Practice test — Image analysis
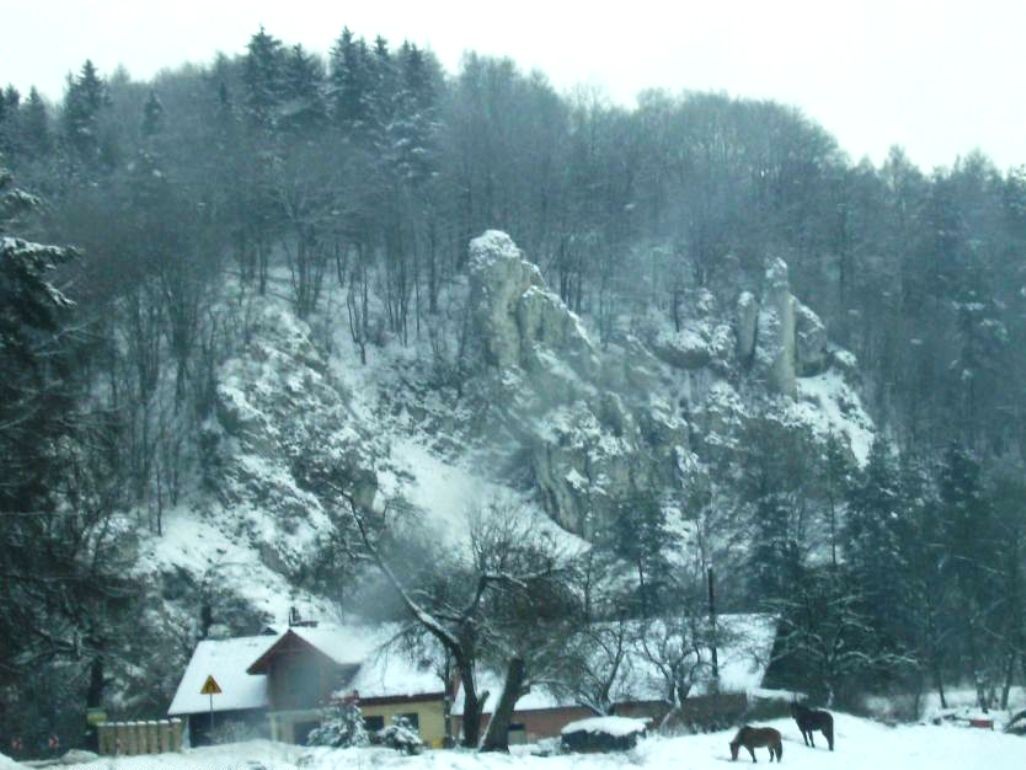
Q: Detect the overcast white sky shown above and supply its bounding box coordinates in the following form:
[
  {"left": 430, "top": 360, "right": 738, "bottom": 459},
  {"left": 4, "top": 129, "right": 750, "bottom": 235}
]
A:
[{"left": 3, "top": 0, "right": 1025, "bottom": 171}]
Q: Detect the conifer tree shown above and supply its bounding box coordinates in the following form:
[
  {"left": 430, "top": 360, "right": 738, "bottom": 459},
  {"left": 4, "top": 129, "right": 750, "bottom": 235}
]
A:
[
  {"left": 330, "top": 28, "right": 375, "bottom": 139},
  {"left": 20, "top": 88, "right": 52, "bottom": 158},
  {"left": 242, "top": 27, "right": 286, "bottom": 130},
  {"left": 141, "top": 89, "right": 164, "bottom": 138},
  {"left": 62, "top": 60, "right": 108, "bottom": 161},
  {"left": 280, "top": 44, "right": 327, "bottom": 135},
  {"left": 938, "top": 442, "right": 999, "bottom": 708},
  {"left": 844, "top": 438, "right": 906, "bottom": 612}
]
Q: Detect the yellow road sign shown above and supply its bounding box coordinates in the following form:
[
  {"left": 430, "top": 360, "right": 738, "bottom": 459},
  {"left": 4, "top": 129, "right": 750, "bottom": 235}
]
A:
[{"left": 200, "top": 675, "right": 222, "bottom": 695}]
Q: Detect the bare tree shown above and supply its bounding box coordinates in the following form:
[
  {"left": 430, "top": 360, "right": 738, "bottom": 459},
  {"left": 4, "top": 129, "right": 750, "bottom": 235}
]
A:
[{"left": 344, "top": 494, "right": 568, "bottom": 749}]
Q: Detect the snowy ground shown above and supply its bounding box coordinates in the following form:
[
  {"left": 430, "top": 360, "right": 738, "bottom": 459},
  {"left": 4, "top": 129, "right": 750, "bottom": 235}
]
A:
[{"left": 33, "top": 715, "right": 1026, "bottom": 769}]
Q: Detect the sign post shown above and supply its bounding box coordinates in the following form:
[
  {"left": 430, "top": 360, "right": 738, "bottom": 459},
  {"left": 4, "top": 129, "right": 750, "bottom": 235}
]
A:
[{"left": 200, "top": 675, "right": 222, "bottom": 735}]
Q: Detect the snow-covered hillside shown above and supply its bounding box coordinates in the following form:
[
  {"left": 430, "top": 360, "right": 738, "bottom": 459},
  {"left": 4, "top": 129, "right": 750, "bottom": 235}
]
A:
[
  {"left": 41, "top": 716, "right": 1026, "bottom": 769},
  {"left": 119, "top": 231, "right": 875, "bottom": 713}
]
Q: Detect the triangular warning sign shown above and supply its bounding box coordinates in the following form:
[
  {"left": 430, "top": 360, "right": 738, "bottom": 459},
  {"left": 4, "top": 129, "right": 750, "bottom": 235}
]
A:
[{"left": 200, "top": 675, "right": 222, "bottom": 695}]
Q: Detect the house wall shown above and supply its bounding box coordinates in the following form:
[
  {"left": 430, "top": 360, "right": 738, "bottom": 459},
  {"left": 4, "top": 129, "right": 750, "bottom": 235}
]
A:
[
  {"left": 265, "top": 639, "right": 352, "bottom": 712},
  {"left": 267, "top": 697, "right": 448, "bottom": 747},
  {"left": 457, "top": 705, "right": 593, "bottom": 744},
  {"left": 362, "top": 698, "right": 448, "bottom": 748}
]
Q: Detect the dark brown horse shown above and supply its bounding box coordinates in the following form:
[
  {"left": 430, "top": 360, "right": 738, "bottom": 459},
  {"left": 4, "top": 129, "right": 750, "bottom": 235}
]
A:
[
  {"left": 729, "top": 725, "right": 783, "bottom": 763},
  {"left": 791, "top": 702, "right": 834, "bottom": 751}
]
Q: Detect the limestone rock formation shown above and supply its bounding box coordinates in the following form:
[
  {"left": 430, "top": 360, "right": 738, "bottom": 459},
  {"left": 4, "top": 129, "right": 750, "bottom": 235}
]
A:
[
  {"left": 736, "top": 290, "right": 758, "bottom": 364},
  {"left": 755, "top": 258, "right": 797, "bottom": 397},
  {"left": 466, "top": 231, "right": 683, "bottom": 534}
]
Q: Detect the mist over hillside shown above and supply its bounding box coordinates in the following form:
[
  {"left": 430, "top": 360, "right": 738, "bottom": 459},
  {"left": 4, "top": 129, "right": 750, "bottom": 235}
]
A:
[{"left": 2, "top": 24, "right": 1025, "bottom": 751}]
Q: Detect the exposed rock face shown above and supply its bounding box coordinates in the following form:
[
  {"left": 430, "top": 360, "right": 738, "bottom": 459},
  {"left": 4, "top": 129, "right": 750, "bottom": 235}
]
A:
[
  {"left": 795, "top": 301, "right": 828, "bottom": 375},
  {"left": 756, "top": 258, "right": 797, "bottom": 397},
  {"left": 469, "top": 231, "right": 546, "bottom": 370},
  {"left": 470, "top": 230, "right": 597, "bottom": 383},
  {"left": 466, "top": 231, "right": 682, "bottom": 534},
  {"left": 461, "top": 234, "right": 869, "bottom": 533},
  {"left": 732, "top": 259, "right": 832, "bottom": 395},
  {"left": 736, "top": 291, "right": 758, "bottom": 364},
  {"left": 205, "top": 303, "right": 380, "bottom": 579}
]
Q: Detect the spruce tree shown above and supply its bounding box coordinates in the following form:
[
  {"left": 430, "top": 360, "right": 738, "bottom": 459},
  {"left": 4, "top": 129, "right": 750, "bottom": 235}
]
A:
[
  {"left": 242, "top": 27, "right": 286, "bottom": 130},
  {"left": 280, "top": 44, "right": 327, "bottom": 135},
  {"left": 938, "top": 442, "right": 998, "bottom": 708},
  {"left": 141, "top": 89, "right": 164, "bottom": 138},
  {"left": 844, "top": 438, "right": 905, "bottom": 612},
  {"left": 62, "top": 60, "right": 108, "bottom": 161},
  {"left": 330, "top": 28, "right": 375, "bottom": 139},
  {"left": 20, "top": 88, "right": 52, "bottom": 158}
]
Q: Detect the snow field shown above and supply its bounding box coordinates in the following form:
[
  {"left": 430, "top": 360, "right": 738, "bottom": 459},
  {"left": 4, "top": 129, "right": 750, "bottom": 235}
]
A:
[{"left": 47, "top": 715, "right": 1026, "bottom": 769}]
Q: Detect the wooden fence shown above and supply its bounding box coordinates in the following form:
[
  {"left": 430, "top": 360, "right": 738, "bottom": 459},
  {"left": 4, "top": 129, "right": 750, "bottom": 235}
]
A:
[{"left": 97, "top": 719, "right": 183, "bottom": 755}]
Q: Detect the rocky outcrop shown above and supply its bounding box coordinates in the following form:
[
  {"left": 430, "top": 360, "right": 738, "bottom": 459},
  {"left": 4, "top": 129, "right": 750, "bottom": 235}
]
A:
[
  {"left": 795, "top": 301, "right": 828, "bottom": 375},
  {"left": 466, "top": 231, "right": 684, "bottom": 534},
  {"left": 736, "top": 291, "right": 758, "bottom": 364},
  {"left": 755, "top": 258, "right": 797, "bottom": 397},
  {"left": 736, "top": 258, "right": 832, "bottom": 395}
]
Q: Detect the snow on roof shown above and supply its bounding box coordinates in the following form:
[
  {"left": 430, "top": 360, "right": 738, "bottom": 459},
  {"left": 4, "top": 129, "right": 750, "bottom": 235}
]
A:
[
  {"left": 170, "top": 623, "right": 445, "bottom": 717},
  {"left": 453, "top": 613, "right": 777, "bottom": 716},
  {"left": 349, "top": 643, "right": 445, "bottom": 700},
  {"left": 561, "top": 716, "right": 648, "bottom": 737},
  {"left": 291, "top": 623, "right": 445, "bottom": 699},
  {"left": 168, "top": 635, "right": 277, "bottom": 716},
  {"left": 288, "top": 624, "right": 375, "bottom": 667}
]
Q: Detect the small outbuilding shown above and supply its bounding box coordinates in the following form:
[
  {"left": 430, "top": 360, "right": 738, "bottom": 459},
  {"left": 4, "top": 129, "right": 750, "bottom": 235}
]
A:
[{"left": 560, "top": 716, "right": 648, "bottom": 752}]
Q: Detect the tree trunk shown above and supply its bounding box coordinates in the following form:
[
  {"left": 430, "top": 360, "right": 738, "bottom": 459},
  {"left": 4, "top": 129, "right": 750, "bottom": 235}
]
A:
[
  {"left": 480, "top": 657, "right": 526, "bottom": 753},
  {"left": 1001, "top": 650, "right": 1016, "bottom": 710},
  {"left": 457, "top": 655, "right": 484, "bottom": 749}
]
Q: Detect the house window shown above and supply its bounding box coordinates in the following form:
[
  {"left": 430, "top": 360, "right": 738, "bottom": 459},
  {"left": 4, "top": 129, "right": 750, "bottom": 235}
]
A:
[
  {"left": 364, "top": 715, "right": 385, "bottom": 732},
  {"left": 394, "top": 713, "right": 420, "bottom": 734}
]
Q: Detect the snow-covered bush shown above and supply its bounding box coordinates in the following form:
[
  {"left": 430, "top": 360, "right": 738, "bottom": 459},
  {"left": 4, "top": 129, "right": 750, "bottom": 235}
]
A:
[
  {"left": 375, "top": 716, "right": 424, "bottom": 755},
  {"left": 306, "top": 699, "right": 369, "bottom": 748}
]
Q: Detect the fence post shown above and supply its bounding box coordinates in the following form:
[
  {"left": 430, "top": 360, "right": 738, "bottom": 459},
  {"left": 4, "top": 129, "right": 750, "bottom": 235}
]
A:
[
  {"left": 115, "top": 722, "right": 129, "bottom": 755},
  {"left": 159, "top": 720, "right": 172, "bottom": 753},
  {"left": 124, "top": 722, "right": 138, "bottom": 759},
  {"left": 171, "top": 718, "right": 183, "bottom": 751},
  {"left": 96, "top": 724, "right": 110, "bottom": 755}
]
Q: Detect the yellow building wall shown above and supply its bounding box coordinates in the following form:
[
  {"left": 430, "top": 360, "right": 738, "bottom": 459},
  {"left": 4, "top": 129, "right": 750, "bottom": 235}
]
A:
[{"left": 362, "top": 699, "right": 448, "bottom": 748}]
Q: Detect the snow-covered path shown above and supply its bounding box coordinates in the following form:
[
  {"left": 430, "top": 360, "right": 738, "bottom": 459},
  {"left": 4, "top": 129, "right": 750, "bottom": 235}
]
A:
[{"left": 33, "top": 716, "right": 1025, "bottom": 769}]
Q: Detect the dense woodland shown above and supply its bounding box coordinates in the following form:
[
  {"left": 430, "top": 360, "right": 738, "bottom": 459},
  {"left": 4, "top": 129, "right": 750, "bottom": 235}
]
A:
[{"left": 3, "top": 25, "right": 1026, "bottom": 748}]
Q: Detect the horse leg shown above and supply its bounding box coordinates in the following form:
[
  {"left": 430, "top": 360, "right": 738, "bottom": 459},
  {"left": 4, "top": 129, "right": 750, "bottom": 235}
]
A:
[
  {"left": 827, "top": 727, "right": 834, "bottom": 751},
  {"left": 748, "top": 745, "right": 757, "bottom": 763},
  {"left": 808, "top": 730, "right": 815, "bottom": 748}
]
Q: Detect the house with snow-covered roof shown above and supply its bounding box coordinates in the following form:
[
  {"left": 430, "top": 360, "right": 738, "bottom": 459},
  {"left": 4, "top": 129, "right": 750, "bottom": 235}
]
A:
[
  {"left": 168, "top": 631, "right": 277, "bottom": 743},
  {"left": 167, "top": 621, "right": 449, "bottom": 747}
]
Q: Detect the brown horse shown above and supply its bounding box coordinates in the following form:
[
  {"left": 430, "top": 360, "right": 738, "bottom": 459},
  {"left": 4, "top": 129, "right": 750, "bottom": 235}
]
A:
[
  {"left": 791, "top": 702, "right": 834, "bottom": 751},
  {"left": 729, "top": 725, "right": 783, "bottom": 763}
]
